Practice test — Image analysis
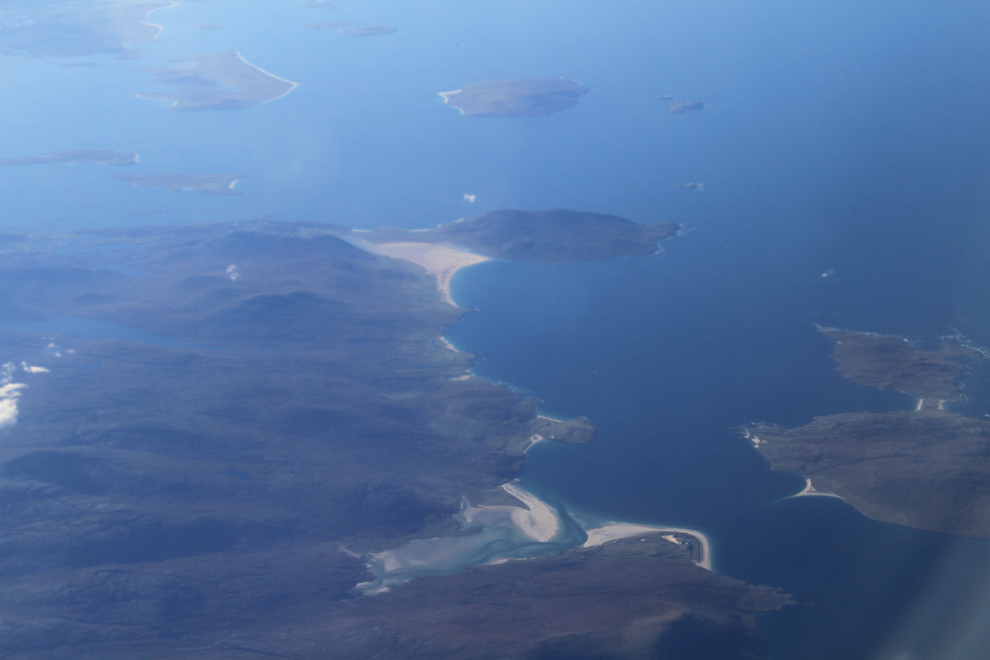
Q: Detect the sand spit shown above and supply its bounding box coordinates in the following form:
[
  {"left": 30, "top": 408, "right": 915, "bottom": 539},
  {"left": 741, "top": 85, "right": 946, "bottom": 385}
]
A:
[
  {"left": 583, "top": 522, "right": 712, "bottom": 570},
  {"left": 791, "top": 477, "right": 843, "bottom": 500},
  {"left": 353, "top": 240, "right": 489, "bottom": 307},
  {"left": 501, "top": 483, "right": 560, "bottom": 542}
]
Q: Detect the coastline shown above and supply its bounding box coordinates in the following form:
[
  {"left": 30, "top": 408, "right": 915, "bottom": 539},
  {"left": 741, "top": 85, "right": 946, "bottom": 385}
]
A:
[
  {"left": 439, "top": 89, "right": 466, "bottom": 115},
  {"left": 140, "top": 2, "right": 180, "bottom": 41},
  {"left": 235, "top": 51, "right": 300, "bottom": 102},
  {"left": 583, "top": 522, "right": 712, "bottom": 570},
  {"left": 791, "top": 477, "right": 843, "bottom": 500},
  {"left": 501, "top": 483, "right": 560, "bottom": 542},
  {"left": 349, "top": 239, "right": 490, "bottom": 307}
]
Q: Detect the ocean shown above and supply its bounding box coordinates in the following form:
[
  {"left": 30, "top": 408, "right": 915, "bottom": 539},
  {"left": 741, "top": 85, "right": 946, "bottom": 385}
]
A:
[{"left": 4, "top": 1, "right": 990, "bottom": 658}]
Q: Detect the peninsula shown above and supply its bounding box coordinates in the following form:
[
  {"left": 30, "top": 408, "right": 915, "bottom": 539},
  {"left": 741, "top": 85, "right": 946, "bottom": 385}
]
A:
[
  {"left": 747, "top": 328, "right": 990, "bottom": 538},
  {"left": 343, "top": 208, "right": 679, "bottom": 264},
  {"left": 137, "top": 51, "right": 297, "bottom": 111},
  {"left": 440, "top": 78, "right": 591, "bottom": 116}
]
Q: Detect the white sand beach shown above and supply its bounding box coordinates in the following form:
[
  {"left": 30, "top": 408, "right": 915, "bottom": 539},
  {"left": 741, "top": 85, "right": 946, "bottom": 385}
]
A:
[
  {"left": 439, "top": 90, "right": 465, "bottom": 114},
  {"left": 354, "top": 241, "right": 490, "bottom": 307},
  {"left": 236, "top": 51, "right": 299, "bottom": 101},
  {"left": 583, "top": 522, "right": 712, "bottom": 570},
  {"left": 792, "top": 477, "right": 843, "bottom": 500},
  {"left": 501, "top": 483, "right": 560, "bottom": 542},
  {"left": 141, "top": 2, "right": 179, "bottom": 40}
]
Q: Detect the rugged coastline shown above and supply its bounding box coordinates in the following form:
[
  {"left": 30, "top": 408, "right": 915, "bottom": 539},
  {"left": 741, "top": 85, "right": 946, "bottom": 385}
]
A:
[{"left": 0, "top": 218, "right": 787, "bottom": 658}]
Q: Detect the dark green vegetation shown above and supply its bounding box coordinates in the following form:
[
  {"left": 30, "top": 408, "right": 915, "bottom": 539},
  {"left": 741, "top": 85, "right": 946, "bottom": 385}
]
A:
[
  {"left": 441, "top": 79, "right": 591, "bottom": 117},
  {"left": 820, "top": 329, "right": 982, "bottom": 406},
  {"left": 0, "top": 221, "right": 783, "bottom": 658},
  {"left": 748, "top": 330, "right": 990, "bottom": 538},
  {"left": 1, "top": 151, "right": 137, "bottom": 167},
  {"left": 749, "top": 411, "right": 990, "bottom": 538},
  {"left": 350, "top": 209, "right": 680, "bottom": 263}
]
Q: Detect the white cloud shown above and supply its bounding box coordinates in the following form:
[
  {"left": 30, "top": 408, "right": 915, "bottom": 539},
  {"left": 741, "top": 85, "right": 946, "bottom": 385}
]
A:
[
  {"left": 226, "top": 264, "right": 240, "bottom": 281},
  {"left": 21, "top": 362, "right": 49, "bottom": 373},
  {"left": 0, "top": 363, "right": 26, "bottom": 429},
  {"left": 463, "top": 193, "right": 476, "bottom": 203}
]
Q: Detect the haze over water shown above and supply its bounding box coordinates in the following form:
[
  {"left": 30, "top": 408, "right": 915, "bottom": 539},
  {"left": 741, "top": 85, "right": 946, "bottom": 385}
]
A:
[{"left": 5, "top": 2, "right": 990, "bottom": 658}]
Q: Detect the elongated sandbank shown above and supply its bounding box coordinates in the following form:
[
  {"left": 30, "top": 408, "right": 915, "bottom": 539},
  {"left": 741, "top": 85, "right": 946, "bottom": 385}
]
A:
[
  {"left": 501, "top": 483, "right": 560, "bottom": 542},
  {"left": 583, "top": 522, "right": 711, "bottom": 570},
  {"left": 350, "top": 240, "right": 489, "bottom": 307}
]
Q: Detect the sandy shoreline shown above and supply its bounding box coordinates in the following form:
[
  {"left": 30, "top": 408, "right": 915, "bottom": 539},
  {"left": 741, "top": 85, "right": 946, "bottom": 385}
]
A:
[
  {"left": 439, "top": 90, "right": 466, "bottom": 115},
  {"left": 141, "top": 2, "right": 179, "bottom": 40},
  {"left": 792, "top": 477, "right": 843, "bottom": 500},
  {"left": 350, "top": 240, "right": 490, "bottom": 307},
  {"left": 501, "top": 483, "right": 560, "bottom": 542},
  {"left": 235, "top": 51, "right": 299, "bottom": 102},
  {"left": 583, "top": 522, "right": 712, "bottom": 570}
]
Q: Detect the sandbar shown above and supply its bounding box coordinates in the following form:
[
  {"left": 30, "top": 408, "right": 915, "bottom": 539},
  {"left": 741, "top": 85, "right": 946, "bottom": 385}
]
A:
[
  {"left": 501, "top": 483, "right": 560, "bottom": 542},
  {"left": 351, "top": 240, "right": 489, "bottom": 307},
  {"left": 583, "top": 522, "right": 711, "bottom": 570}
]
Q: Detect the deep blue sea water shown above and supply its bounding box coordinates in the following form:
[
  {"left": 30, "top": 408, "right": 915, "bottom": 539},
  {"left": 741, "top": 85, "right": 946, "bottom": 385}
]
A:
[{"left": 4, "top": 1, "right": 990, "bottom": 658}]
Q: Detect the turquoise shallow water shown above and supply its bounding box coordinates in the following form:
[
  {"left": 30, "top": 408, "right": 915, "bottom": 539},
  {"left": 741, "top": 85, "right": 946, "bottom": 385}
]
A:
[{"left": 4, "top": 2, "right": 990, "bottom": 658}]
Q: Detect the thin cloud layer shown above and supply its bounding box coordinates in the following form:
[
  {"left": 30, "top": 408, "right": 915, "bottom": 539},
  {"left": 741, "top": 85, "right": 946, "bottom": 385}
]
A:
[{"left": 0, "top": 363, "right": 26, "bottom": 429}]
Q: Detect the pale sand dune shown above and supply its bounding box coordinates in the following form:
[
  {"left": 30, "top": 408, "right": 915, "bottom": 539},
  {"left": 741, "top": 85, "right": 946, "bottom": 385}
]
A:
[
  {"left": 501, "top": 483, "right": 560, "bottom": 542},
  {"left": 583, "top": 522, "right": 712, "bottom": 570},
  {"left": 355, "top": 241, "right": 489, "bottom": 307}
]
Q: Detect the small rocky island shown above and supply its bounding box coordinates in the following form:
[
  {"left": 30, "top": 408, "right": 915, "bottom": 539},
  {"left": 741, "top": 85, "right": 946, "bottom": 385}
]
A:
[
  {"left": 746, "top": 329, "right": 990, "bottom": 538},
  {"left": 1, "top": 150, "right": 138, "bottom": 166},
  {"left": 112, "top": 173, "right": 243, "bottom": 195},
  {"left": 440, "top": 78, "right": 591, "bottom": 116},
  {"left": 304, "top": 22, "right": 397, "bottom": 36}
]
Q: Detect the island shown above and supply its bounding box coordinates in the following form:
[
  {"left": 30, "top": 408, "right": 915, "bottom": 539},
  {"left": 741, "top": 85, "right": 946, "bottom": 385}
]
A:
[
  {"left": 820, "top": 328, "right": 983, "bottom": 409},
  {"left": 745, "top": 328, "right": 990, "bottom": 538},
  {"left": 440, "top": 78, "right": 591, "bottom": 117},
  {"left": 1, "top": 150, "right": 137, "bottom": 166},
  {"left": 0, "top": 220, "right": 786, "bottom": 658},
  {"left": 112, "top": 173, "right": 243, "bottom": 195},
  {"left": 666, "top": 100, "right": 705, "bottom": 113},
  {"left": 0, "top": 1, "right": 175, "bottom": 59},
  {"left": 137, "top": 51, "right": 298, "bottom": 111},
  {"left": 305, "top": 22, "right": 397, "bottom": 36}
]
